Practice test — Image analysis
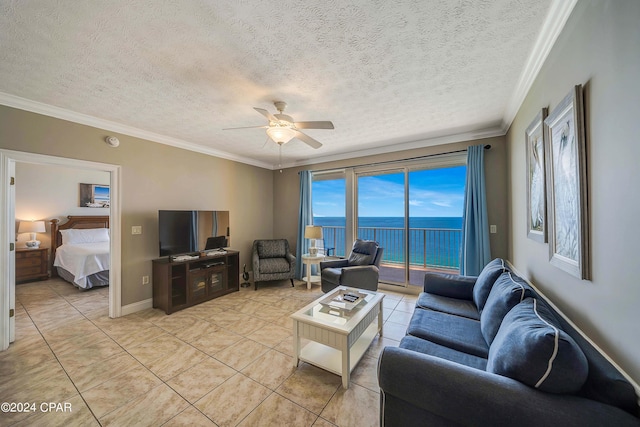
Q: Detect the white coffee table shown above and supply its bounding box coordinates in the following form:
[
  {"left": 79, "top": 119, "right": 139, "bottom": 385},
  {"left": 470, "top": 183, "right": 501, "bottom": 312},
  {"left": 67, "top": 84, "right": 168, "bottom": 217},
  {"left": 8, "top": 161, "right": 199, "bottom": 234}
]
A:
[
  {"left": 301, "top": 254, "right": 324, "bottom": 289},
  {"left": 291, "top": 286, "right": 384, "bottom": 388}
]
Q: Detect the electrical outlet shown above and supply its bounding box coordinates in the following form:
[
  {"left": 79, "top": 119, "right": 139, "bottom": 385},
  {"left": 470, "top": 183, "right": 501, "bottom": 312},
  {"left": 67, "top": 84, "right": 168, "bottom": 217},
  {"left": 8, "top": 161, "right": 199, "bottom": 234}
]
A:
[
  {"left": 490, "top": 225, "right": 497, "bottom": 234},
  {"left": 142, "top": 275, "right": 149, "bottom": 285}
]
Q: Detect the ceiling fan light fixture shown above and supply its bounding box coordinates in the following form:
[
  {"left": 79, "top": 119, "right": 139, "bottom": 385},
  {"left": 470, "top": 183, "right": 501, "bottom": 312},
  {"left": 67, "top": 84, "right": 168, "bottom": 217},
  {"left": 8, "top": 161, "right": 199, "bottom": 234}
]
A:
[{"left": 266, "top": 126, "right": 296, "bottom": 144}]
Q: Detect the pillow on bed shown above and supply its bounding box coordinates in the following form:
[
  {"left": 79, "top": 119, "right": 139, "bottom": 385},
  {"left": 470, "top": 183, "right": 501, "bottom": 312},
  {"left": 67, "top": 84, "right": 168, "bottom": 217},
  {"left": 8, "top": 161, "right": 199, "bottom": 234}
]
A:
[{"left": 60, "top": 228, "right": 110, "bottom": 245}]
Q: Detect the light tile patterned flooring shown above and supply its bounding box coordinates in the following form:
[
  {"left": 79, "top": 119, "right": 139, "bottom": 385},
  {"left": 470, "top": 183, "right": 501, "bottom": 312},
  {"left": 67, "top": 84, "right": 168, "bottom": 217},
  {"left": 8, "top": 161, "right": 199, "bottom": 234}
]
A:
[{"left": 1, "top": 278, "right": 416, "bottom": 426}]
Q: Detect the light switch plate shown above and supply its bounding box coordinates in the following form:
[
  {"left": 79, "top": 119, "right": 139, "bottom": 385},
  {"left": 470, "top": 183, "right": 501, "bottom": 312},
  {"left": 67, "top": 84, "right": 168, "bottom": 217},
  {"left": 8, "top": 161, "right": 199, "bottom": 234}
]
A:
[
  {"left": 490, "top": 225, "right": 497, "bottom": 234},
  {"left": 132, "top": 226, "right": 142, "bottom": 235}
]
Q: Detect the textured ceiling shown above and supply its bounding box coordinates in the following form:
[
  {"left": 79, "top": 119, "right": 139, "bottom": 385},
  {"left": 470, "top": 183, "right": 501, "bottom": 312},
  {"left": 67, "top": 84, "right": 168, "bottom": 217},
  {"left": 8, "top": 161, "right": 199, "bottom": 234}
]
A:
[{"left": 0, "top": 0, "right": 568, "bottom": 169}]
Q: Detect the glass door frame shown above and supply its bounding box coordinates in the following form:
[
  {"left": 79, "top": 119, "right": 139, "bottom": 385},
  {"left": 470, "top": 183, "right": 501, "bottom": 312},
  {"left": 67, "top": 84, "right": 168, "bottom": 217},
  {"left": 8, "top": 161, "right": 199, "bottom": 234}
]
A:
[
  {"left": 354, "top": 167, "right": 408, "bottom": 286},
  {"left": 353, "top": 153, "right": 467, "bottom": 288}
]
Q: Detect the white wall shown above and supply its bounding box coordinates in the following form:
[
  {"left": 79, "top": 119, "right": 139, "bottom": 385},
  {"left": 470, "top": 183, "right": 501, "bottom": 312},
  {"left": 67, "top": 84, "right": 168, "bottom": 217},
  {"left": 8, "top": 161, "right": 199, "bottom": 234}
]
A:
[
  {"left": 507, "top": 0, "right": 640, "bottom": 382},
  {"left": 15, "top": 163, "right": 109, "bottom": 249}
]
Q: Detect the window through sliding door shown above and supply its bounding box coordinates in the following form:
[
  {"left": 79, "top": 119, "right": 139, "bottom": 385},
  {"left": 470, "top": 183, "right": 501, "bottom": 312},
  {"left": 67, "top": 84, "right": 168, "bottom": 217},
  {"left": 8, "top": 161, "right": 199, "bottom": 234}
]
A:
[
  {"left": 312, "top": 174, "right": 347, "bottom": 258},
  {"left": 311, "top": 154, "right": 466, "bottom": 289},
  {"left": 356, "top": 170, "right": 407, "bottom": 285},
  {"left": 355, "top": 163, "right": 466, "bottom": 288},
  {"left": 408, "top": 166, "right": 466, "bottom": 287}
]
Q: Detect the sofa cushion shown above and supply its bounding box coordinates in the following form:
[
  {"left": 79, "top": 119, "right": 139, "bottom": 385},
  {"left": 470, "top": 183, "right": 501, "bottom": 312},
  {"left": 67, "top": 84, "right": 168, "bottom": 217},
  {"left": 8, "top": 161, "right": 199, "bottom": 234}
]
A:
[
  {"left": 399, "top": 335, "right": 487, "bottom": 370},
  {"left": 487, "top": 297, "right": 588, "bottom": 394},
  {"left": 407, "top": 308, "right": 489, "bottom": 358},
  {"left": 473, "top": 258, "right": 509, "bottom": 313},
  {"left": 257, "top": 240, "right": 286, "bottom": 258},
  {"left": 480, "top": 272, "right": 534, "bottom": 344},
  {"left": 347, "top": 239, "right": 378, "bottom": 266},
  {"left": 258, "top": 257, "right": 291, "bottom": 274},
  {"left": 417, "top": 293, "right": 480, "bottom": 320}
]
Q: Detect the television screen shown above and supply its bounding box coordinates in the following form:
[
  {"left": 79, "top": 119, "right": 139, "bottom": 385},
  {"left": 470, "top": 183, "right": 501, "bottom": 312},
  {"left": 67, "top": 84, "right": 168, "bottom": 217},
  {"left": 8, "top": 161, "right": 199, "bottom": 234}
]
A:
[{"left": 158, "top": 210, "right": 229, "bottom": 257}]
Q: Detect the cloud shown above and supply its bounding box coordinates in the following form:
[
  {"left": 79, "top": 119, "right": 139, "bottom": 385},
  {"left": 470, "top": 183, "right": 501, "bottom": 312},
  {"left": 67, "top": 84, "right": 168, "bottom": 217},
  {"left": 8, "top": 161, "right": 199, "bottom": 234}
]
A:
[
  {"left": 409, "top": 199, "right": 423, "bottom": 206},
  {"left": 432, "top": 201, "right": 452, "bottom": 208}
]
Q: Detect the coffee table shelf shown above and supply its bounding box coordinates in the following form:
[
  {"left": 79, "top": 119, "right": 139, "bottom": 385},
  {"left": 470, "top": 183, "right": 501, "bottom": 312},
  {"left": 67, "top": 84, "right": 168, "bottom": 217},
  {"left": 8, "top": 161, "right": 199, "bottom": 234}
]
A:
[
  {"left": 291, "top": 286, "right": 384, "bottom": 388},
  {"left": 297, "top": 321, "right": 380, "bottom": 377}
]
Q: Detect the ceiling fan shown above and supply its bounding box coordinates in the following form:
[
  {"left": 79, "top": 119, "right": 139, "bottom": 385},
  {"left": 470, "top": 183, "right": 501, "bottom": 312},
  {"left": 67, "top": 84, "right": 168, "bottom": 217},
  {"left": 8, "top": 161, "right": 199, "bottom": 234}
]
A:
[{"left": 224, "top": 101, "right": 334, "bottom": 149}]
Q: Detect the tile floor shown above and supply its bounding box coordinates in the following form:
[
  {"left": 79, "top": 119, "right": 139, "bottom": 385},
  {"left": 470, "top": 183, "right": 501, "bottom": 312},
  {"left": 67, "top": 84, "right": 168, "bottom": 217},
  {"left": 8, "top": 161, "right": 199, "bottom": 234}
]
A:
[{"left": 1, "top": 278, "right": 416, "bottom": 426}]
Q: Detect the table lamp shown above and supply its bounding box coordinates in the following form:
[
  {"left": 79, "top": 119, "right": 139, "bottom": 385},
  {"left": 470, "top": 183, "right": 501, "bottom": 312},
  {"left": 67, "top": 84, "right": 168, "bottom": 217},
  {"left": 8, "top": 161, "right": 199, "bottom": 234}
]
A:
[
  {"left": 304, "top": 225, "right": 323, "bottom": 256},
  {"left": 18, "top": 220, "right": 46, "bottom": 248}
]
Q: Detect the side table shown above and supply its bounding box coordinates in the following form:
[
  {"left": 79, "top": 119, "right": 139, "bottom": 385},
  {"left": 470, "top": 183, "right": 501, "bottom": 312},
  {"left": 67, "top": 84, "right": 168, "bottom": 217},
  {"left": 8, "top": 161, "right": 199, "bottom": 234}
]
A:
[
  {"left": 16, "top": 247, "right": 49, "bottom": 283},
  {"left": 301, "top": 254, "right": 324, "bottom": 289}
]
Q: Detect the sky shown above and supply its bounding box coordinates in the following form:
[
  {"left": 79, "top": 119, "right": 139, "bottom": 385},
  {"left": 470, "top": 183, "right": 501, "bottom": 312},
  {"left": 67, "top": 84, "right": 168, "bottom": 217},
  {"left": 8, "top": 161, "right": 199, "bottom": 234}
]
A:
[{"left": 312, "top": 166, "right": 467, "bottom": 217}]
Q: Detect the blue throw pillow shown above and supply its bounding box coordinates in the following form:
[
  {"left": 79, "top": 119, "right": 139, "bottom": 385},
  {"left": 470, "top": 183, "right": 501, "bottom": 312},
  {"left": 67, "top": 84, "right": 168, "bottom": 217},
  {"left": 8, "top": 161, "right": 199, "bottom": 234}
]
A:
[
  {"left": 487, "top": 298, "right": 588, "bottom": 394},
  {"left": 480, "top": 272, "right": 533, "bottom": 344},
  {"left": 472, "top": 258, "right": 509, "bottom": 312}
]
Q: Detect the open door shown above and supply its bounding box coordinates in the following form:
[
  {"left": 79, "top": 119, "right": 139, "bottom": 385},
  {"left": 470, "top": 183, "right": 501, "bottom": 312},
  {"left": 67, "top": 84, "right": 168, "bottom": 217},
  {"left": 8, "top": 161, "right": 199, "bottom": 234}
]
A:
[
  {"left": 0, "top": 152, "right": 16, "bottom": 349},
  {"left": 8, "top": 158, "right": 15, "bottom": 342},
  {"left": 1, "top": 149, "right": 122, "bottom": 353}
]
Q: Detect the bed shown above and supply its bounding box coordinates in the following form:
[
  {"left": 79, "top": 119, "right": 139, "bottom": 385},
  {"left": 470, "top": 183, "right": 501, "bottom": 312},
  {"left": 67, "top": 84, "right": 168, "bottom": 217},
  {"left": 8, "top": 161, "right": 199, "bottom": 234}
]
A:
[{"left": 50, "top": 215, "right": 110, "bottom": 289}]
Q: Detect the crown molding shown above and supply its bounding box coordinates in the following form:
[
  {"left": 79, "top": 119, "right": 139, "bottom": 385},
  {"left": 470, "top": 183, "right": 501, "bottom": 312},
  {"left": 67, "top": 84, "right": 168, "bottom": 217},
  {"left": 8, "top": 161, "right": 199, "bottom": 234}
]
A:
[
  {"left": 281, "top": 125, "right": 505, "bottom": 169},
  {"left": 0, "top": 92, "right": 273, "bottom": 170},
  {"left": 502, "top": 0, "right": 579, "bottom": 131}
]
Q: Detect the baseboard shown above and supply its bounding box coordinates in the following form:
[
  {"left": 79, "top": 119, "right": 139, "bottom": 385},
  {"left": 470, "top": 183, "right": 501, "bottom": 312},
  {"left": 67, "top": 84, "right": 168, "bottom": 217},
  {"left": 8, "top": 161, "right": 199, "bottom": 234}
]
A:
[{"left": 121, "top": 298, "right": 153, "bottom": 316}]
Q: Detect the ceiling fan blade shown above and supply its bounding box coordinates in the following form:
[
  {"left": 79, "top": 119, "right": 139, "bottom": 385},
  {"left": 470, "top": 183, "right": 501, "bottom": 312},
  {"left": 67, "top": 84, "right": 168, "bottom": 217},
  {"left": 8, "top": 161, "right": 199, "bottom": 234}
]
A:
[
  {"left": 222, "top": 125, "right": 267, "bottom": 130},
  {"left": 261, "top": 136, "right": 270, "bottom": 149},
  {"left": 254, "top": 107, "right": 277, "bottom": 122},
  {"left": 294, "top": 121, "right": 334, "bottom": 129},
  {"left": 295, "top": 131, "right": 323, "bottom": 149}
]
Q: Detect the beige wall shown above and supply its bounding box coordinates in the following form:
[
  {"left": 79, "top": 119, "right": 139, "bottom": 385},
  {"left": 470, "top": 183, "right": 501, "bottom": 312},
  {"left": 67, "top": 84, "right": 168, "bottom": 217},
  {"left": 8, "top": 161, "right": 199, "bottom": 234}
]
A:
[
  {"left": 506, "top": 0, "right": 640, "bottom": 382},
  {"left": 274, "top": 136, "right": 509, "bottom": 261},
  {"left": 15, "top": 163, "right": 109, "bottom": 250},
  {"left": 0, "top": 106, "right": 274, "bottom": 306}
]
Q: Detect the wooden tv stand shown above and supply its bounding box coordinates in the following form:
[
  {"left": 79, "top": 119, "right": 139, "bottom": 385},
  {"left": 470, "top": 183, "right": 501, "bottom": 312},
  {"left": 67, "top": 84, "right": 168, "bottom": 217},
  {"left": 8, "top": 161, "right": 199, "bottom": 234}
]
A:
[{"left": 152, "top": 250, "right": 239, "bottom": 314}]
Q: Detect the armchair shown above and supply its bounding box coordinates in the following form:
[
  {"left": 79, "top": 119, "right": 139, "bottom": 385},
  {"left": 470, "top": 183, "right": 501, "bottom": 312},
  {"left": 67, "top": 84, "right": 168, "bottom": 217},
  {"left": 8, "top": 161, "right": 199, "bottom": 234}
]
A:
[
  {"left": 252, "top": 239, "right": 296, "bottom": 290},
  {"left": 320, "top": 239, "right": 384, "bottom": 293}
]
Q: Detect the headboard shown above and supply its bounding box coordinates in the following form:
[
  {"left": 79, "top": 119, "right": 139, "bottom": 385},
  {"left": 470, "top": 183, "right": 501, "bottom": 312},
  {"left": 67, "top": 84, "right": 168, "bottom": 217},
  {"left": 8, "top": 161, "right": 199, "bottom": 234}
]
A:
[{"left": 50, "top": 215, "right": 110, "bottom": 277}]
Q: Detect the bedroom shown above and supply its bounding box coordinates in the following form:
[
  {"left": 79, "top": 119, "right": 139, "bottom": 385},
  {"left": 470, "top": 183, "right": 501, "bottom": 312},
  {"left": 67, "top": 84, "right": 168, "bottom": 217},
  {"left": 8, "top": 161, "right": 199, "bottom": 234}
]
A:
[{"left": 15, "top": 162, "right": 111, "bottom": 314}]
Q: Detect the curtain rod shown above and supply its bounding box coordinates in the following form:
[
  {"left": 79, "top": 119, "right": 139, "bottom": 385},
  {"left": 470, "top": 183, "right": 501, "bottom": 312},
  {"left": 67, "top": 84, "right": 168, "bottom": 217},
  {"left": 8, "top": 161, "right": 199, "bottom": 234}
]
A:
[{"left": 299, "top": 144, "right": 491, "bottom": 175}]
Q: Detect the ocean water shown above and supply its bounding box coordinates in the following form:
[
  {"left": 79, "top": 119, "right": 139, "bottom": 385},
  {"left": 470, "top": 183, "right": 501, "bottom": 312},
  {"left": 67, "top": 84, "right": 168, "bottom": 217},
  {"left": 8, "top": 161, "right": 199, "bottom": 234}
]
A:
[{"left": 314, "top": 217, "right": 462, "bottom": 268}]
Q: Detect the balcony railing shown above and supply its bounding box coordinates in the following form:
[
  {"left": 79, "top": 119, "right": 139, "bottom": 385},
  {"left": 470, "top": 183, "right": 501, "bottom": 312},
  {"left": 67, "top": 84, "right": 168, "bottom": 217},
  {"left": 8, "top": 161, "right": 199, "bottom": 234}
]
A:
[{"left": 320, "top": 225, "right": 462, "bottom": 270}]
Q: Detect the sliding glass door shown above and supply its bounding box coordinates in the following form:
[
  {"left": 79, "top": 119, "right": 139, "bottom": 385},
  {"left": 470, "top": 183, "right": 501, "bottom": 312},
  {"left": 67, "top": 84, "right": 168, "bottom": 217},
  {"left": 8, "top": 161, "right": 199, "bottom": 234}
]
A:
[
  {"left": 355, "top": 164, "right": 466, "bottom": 288},
  {"left": 408, "top": 166, "right": 466, "bottom": 286},
  {"left": 356, "top": 170, "right": 406, "bottom": 285},
  {"left": 311, "top": 155, "right": 466, "bottom": 288}
]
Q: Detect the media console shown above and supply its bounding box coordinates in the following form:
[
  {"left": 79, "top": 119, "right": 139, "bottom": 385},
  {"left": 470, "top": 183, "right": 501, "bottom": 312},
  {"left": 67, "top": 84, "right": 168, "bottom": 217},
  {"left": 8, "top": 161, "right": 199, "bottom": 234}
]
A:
[{"left": 152, "top": 250, "right": 239, "bottom": 314}]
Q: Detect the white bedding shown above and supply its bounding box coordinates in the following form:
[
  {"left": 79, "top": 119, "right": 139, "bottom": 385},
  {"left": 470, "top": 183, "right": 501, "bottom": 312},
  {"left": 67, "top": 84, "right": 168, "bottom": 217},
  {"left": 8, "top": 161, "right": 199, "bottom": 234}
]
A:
[{"left": 53, "top": 242, "right": 110, "bottom": 289}]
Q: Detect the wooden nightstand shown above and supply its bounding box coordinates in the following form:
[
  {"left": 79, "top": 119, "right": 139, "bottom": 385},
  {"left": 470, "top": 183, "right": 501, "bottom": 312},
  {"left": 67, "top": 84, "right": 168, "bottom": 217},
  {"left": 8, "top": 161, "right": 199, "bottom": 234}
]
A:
[{"left": 16, "top": 247, "right": 49, "bottom": 283}]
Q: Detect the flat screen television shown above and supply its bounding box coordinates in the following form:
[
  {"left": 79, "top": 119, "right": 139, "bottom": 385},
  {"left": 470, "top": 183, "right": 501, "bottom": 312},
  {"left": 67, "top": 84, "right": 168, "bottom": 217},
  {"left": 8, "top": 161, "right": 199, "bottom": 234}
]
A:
[{"left": 158, "top": 210, "right": 229, "bottom": 257}]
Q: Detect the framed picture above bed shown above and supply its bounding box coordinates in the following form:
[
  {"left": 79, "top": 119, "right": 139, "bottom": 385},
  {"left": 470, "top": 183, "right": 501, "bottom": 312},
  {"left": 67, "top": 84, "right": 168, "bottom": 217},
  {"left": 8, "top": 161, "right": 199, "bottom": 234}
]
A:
[{"left": 80, "top": 183, "right": 110, "bottom": 208}]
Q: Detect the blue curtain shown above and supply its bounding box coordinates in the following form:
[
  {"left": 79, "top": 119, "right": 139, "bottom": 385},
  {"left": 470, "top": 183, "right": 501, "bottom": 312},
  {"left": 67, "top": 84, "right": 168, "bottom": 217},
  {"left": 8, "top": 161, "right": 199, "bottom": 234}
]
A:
[
  {"left": 296, "top": 170, "right": 313, "bottom": 279},
  {"left": 460, "top": 145, "right": 491, "bottom": 275}
]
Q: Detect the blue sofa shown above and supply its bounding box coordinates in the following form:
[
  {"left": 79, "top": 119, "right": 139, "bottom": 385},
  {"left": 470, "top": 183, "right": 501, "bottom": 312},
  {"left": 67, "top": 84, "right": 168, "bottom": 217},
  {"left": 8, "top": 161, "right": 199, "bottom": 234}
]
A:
[{"left": 378, "top": 259, "right": 640, "bottom": 426}]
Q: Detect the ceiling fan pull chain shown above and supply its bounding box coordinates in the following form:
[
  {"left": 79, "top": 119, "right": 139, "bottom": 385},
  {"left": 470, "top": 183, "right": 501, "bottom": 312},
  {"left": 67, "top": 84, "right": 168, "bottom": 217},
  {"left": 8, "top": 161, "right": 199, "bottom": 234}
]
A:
[{"left": 278, "top": 142, "right": 283, "bottom": 173}]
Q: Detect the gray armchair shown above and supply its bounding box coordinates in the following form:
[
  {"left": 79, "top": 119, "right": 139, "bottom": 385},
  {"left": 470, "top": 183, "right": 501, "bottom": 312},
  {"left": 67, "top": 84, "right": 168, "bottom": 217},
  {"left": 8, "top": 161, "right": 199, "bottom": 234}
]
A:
[
  {"left": 320, "top": 239, "right": 384, "bottom": 293},
  {"left": 252, "top": 239, "right": 296, "bottom": 290}
]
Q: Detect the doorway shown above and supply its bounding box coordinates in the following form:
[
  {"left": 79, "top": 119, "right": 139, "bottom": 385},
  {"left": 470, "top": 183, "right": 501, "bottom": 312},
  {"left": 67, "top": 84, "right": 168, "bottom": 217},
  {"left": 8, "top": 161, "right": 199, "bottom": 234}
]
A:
[{"left": 0, "top": 149, "right": 122, "bottom": 351}]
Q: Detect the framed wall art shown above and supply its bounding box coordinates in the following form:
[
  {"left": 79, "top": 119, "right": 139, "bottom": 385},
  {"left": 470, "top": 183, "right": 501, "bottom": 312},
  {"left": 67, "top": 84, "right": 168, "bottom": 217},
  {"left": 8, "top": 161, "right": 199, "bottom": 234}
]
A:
[
  {"left": 544, "top": 84, "right": 589, "bottom": 279},
  {"left": 525, "top": 107, "right": 548, "bottom": 243},
  {"left": 79, "top": 183, "right": 110, "bottom": 208}
]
